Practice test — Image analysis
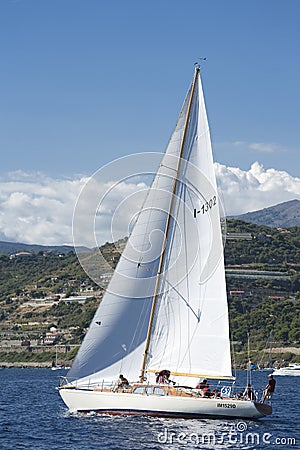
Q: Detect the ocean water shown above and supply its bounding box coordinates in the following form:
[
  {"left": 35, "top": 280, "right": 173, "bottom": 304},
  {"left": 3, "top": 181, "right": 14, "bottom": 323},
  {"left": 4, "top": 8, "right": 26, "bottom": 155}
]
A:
[{"left": 0, "top": 369, "right": 298, "bottom": 450}]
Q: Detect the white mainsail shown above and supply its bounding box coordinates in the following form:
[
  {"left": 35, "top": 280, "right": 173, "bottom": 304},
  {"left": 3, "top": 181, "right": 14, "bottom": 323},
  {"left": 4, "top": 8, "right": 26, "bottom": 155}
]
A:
[
  {"left": 67, "top": 67, "right": 232, "bottom": 388},
  {"left": 146, "top": 72, "right": 232, "bottom": 385}
]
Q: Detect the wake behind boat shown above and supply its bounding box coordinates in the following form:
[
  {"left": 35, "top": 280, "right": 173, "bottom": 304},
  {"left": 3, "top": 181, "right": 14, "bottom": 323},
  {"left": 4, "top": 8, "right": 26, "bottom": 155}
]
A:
[{"left": 59, "top": 66, "right": 272, "bottom": 419}]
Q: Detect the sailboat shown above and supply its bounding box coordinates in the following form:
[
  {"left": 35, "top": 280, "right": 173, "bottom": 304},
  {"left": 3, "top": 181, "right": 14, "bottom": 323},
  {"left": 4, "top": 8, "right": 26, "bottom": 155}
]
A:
[
  {"left": 52, "top": 345, "right": 70, "bottom": 371},
  {"left": 272, "top": 364, "right": 300, "bottom": 376},
  {"left": 52, "top": 346, "right": 62, "bottom": 371},
  {"left": 59, "top": 66, "right": 272, "bottom": 419}
]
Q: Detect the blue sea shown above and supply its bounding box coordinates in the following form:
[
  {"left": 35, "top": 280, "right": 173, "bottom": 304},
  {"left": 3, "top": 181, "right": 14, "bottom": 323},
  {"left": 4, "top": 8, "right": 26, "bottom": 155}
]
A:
[{"left": 0, "top": 369, "right": 298, "bottom": 449}]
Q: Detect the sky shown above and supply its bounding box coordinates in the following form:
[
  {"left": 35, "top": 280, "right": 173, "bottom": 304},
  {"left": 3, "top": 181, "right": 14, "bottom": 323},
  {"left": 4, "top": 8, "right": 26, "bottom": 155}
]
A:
[{"left": 0, "top": 0, "right": 299, "bottom": 246}]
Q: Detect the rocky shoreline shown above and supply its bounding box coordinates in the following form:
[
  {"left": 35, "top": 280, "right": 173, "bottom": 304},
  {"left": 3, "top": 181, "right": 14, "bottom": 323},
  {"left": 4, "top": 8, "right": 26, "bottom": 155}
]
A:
[{"left": 0, "top": 362, "right": 53, "bottom": 368}]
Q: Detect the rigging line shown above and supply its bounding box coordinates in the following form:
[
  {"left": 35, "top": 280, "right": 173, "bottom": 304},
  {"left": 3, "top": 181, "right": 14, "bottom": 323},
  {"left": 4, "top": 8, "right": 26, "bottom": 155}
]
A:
[
  {"left": 184, "top": 180, "right": 207, "bottom": 313},
  {"left": 153, "top": 288, "right": 177, "bottom": 371},
  {"left": 137, "top": 262, "right": 156, "bottom": 273},
  {"left": 181, "top": 170, "right": 216, "bottom": 207},
  {"left": 182, "top": 174, "right": 212, "bottom": 311},
  {"left": 230, "top": 333, "right": 237, "bottom": 379},
  {"left": 178, "top": 316, "right": 201, "bottom": 372},
  {"left": 164, "top": 279, "right": 200, "bottom": 322},
  {"left": 159, "top": 163, "right": 177, "bottom": 170},
  {"left": 159, "top": 163, "right": 180, "bottom": 173},
  {"left": 181, "top": 178, "right": 194, "bottom": 371}
]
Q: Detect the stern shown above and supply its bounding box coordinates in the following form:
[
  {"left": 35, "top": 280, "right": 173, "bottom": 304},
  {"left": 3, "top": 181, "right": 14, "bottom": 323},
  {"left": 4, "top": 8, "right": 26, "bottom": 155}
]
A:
[{"left": 254, "top": 402, "right": 272, "bottom": 416}]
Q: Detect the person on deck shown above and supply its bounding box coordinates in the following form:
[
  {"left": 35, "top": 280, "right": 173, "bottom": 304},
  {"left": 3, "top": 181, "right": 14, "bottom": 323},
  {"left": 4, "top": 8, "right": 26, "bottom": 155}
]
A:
[
  {"left": 155, "top": 370, "right": 171, "bottom": 384},
  {"left": 118, "top": 374, "right": 129, "bottom": 389},
  {"left": 243, "top": 383, "right": 256, "bottom": 401},
  {"left": 196, "top": 379, "right": 208, "bottom": 390},
  {"left": 211, "top": 388, "right": 222, "bottom": 398},
  {"left": 261, "top": 374, "right": 276, "bottom": 403},
  {"left": 202, "top": 385, "right": 212, "bottom": 398}
]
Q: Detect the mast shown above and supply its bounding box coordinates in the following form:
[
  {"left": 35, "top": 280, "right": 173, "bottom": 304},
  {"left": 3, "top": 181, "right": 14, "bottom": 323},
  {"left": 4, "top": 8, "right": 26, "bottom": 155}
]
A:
[
  {"left": 268, "top": 331, "right": 273, "bottom": 368},
  {"left": 139, "top": 67, "right": 200, "bottom": 382},
  {"left": 247, "top": 332, "right": 252, "bottom": 385}
]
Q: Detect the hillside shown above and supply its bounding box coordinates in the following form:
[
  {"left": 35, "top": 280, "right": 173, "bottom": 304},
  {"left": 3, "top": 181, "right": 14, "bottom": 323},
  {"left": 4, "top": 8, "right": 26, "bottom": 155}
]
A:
[
  {"left": 233, "top": 199, "right": 300, "bottom": 227},
  {"left": 0, "top": 220, "right": 299, "bottom": 367},
  {"left": 0, "top": 240, "right": 90, "bottom": 256}
]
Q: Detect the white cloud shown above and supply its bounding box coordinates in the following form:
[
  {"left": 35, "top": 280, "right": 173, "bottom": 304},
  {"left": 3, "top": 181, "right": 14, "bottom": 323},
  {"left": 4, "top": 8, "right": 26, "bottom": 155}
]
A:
[
  {"left": 215, "top": 162, "right": 300, "bottom": 215},
  {"left": 0, "top": 171, "right": 148, "bottom": 247},
  {"left": 232, "top": 141, "right": 284, "bottom": 153},
  {"left": 249, "top": 142, "right": 282, "bottom": 153},
  {"left": 0, "top": 171, "right": 87, "bottom": 246},
  {"left": 0, "top": 163, "right": 299, "bottom": 247},
  {"left": 73, "top": 177, "right": 148, "bottom": 248}
]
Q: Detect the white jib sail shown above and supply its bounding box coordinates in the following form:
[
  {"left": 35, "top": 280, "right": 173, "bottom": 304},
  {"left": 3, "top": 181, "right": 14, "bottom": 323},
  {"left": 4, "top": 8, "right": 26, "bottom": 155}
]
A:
[{"left": 67, "top": 68, "right": 232, "bottom": 387}]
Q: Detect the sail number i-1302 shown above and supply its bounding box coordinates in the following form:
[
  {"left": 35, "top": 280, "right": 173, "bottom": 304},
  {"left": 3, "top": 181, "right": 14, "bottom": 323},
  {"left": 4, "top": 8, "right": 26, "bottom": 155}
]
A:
[{"left": 194, "top": 196, "right": 217, "bottom": 218}]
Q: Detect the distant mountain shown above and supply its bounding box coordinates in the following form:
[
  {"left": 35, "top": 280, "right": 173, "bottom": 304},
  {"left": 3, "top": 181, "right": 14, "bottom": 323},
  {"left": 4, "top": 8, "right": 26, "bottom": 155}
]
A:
[
  {"left": 0, "top": 241, "right": 90, "bottom": 256},
  {"left": 232, "top": 199, "right": 300, "bottom": 228}
]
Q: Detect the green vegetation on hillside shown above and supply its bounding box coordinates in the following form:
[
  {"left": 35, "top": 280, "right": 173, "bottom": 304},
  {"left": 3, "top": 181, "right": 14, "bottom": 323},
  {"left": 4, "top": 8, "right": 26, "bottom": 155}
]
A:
[
  {"left": 0, "top": 220, "right": 299, "bottom": 366},
  {"left": 0, "top": 251, "right": 88, "bottom": 298},
  {"left": 224, "top": 221, "right": 300, "bottom": 351},
  {"left": 225, "top": 220, "right": 300, "bottom": 266},
  {"left": 229, "top": 297, "right": 300, "bottom": 344}
]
